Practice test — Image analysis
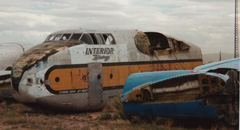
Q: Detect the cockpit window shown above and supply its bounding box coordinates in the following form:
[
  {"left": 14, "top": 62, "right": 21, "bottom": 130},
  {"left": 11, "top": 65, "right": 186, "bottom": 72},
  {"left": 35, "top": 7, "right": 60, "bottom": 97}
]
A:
[
  {"left": 177, "top": 41, "right": 190, "bottom": 51},
  {"left": 44, "top": 33, "right": 116, "bottom": 45},
  {"left": 94, "top": 34, "right": 105, "bottom": 44},
  {"left": 102, "top": 34, "right": 115, "bottom": 44},
  {"left": 80, "top": 34, "right": 93, "bottom": 44},
  {"left": 47, "top": 35, "right": 55, "bottom": 41},
  {"left": 70, "top": 34, "right": 82, "bottom": 40},
  {"left": 61, "top": 34, "right": 71, "bottom": 41},
  {"left": 54, "top": 34, "right": 62, "bottom": 41}
]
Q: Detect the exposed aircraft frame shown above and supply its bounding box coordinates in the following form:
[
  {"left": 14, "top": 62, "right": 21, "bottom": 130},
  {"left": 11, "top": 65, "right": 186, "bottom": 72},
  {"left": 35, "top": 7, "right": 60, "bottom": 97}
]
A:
[{"left": 121, "top": 58, "right": 239, "bottom": 125}]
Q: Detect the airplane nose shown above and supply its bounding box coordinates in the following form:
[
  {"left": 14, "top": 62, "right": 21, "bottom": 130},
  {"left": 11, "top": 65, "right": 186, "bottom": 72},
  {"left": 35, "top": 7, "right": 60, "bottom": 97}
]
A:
[{"left": 11, "top": 40, "right": 83, "bottom": 93}]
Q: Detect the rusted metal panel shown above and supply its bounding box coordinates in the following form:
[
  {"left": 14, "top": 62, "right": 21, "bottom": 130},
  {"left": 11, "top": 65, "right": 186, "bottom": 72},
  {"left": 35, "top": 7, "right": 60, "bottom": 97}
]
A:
[
  {"left": 88, "top": 62, "right": 103, "bottom": 107},
  {"left": 134, "top": 32, "right": 152, "bottom": 55},
  {"left": 121, "top": 58, "right": 239, "bottom": 125}
]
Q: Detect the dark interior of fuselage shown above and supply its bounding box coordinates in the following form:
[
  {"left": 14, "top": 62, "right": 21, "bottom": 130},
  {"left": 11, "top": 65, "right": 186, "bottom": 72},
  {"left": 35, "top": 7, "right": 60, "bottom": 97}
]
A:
[
  {"left": 144, "top": 32, "right": 170, "bottom": 50},
  {"left": 134, "top": 32, "right": 190, "bottom": 55}
]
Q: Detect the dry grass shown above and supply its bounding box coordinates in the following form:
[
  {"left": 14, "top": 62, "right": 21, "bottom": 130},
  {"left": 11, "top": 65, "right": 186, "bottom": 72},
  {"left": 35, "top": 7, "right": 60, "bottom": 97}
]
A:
[
  {"left": 210, "top": 124, "right": 229, "bottom": 130},
  {"left": 0, "top": 100, "right": 237, "bottom": 130},
  {"left": 112, "top": 95, "right": 126, "bottom": 119},
  {"left": 98, "top": 112, "right": 112, "bottom": 120}
]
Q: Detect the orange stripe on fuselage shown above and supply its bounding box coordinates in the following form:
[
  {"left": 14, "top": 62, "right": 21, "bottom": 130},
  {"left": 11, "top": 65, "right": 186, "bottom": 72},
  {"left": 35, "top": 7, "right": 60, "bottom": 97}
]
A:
[{"left": 48, "top": 61, "right": 202, "bottom": 91}]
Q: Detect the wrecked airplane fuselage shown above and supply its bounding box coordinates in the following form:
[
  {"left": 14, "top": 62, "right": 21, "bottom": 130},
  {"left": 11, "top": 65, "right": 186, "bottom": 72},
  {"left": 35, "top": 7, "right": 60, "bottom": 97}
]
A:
[
  {"left": 0, "top": 43, "right": 33, "bottom": 99},
  {"left": 11, "top": 29, "right": 203, "bottom": 111},
  {"left": 121, "top": 58, "right": 239, "bottom": 125}
]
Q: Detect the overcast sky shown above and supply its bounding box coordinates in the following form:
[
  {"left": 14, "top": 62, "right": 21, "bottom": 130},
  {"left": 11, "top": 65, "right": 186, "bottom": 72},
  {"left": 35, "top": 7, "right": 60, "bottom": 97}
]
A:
[{"left": 0, "top": 0, "right": 237, "bottom": 55}]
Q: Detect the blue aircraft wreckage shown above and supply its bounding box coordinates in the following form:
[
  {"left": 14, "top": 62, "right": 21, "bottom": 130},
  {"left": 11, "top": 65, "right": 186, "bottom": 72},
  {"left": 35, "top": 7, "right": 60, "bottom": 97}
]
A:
[{"left": 121, "top": 58, "right": 239, "bottom": 125}]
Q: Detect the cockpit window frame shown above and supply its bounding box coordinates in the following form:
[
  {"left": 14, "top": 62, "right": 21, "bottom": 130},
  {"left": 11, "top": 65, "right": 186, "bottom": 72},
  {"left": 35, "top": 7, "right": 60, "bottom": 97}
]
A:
[
  {"left": 95, "top": 33, "right": 105, "bottom": 45},
  {"left": 102, "top": 34, "right": 115, "bottom": 45},
  {"left": 53, "top": 34, "right": 63, "bottom": 41},
  {"left": 80, "top": 33, "right": 94, "bottom": 44},
  {"left": 60, "top": 34, "right": 72, "bottom": 41},
  {"left": 46, "top": 35, "right": 55, "bottom": 42},
  {"left": 44, "top": 32, "right": 116, "bottom": 45},
  {"left": 69, "top": 33, "right": 82, "bottom": 41}
]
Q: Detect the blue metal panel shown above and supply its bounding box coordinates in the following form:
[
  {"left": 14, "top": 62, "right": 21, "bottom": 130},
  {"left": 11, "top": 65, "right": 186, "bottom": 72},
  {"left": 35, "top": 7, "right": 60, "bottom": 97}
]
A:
[
  {"left": 194, "top": 57, "right": 240, "bottom": 71},
  {"left": 123, "top": 100, "right": 220, "bottom": 118},
  {"left": 122, "top": 70, "right": 192, "bottom": 94}
]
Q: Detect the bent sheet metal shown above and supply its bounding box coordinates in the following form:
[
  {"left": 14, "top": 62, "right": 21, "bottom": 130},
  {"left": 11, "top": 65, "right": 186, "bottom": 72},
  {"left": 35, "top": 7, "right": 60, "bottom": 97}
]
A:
[{"left": 121, "top": 58, "right": 239, "bottom": 125}]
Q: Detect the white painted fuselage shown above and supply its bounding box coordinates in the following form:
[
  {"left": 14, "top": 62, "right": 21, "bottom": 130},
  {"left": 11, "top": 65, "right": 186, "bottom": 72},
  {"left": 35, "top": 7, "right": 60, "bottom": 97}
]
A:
[{"left": 11, "top": 29, "right": 202, "bottom": 111}]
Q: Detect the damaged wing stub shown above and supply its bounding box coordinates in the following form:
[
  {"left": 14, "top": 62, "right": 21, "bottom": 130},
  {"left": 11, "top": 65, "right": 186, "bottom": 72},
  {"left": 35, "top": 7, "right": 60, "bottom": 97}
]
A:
[{"left": 121, "top": 58, "right": 239, "bottom": 125}]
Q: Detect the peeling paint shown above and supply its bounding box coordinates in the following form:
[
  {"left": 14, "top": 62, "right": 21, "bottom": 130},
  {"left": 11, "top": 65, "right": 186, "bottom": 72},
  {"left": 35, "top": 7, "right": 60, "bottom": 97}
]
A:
[{"left": 12, "top": 41, "right": 84, "bottom": 92}]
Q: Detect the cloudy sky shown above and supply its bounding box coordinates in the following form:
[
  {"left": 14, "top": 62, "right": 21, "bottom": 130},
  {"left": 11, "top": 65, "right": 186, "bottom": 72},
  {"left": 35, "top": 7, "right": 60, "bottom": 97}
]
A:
[{"left": 0, "top": 0, "right": 237, "bottom": 55}]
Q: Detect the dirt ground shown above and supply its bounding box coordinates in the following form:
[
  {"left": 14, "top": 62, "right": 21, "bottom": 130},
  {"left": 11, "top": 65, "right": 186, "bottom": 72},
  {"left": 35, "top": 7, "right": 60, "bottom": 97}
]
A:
[{"left": 0, "top": 100, "right": 238, "bottom": 130}]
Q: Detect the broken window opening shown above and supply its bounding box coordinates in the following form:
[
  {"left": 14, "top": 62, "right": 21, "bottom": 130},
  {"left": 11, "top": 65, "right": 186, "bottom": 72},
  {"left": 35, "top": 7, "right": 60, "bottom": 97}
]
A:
[
  {"left": 54, "top": 34, "right": 63, "bottom": 41},
  {"left": 144, "top": 32, "right": 170, "bottom": 50},
  {"left": 103, "top": 34, "right": 115, "bottom": 45},
  {"left": 103, "top": 34, "right": 108, "bottom": 42},
  {"left": 46, "top": 35, "right": 55, "bottom": 41},
  {"left": 80, "top": 34, "right": 94, "bottom": 44},
  {"left": 70, "top": 33, "right": 82, "bottom": 40},
  {"left": 95, "top": 34, "right": 105, "bottom": 44},
  {"left": 60, "top": 34, "right": 71, "bottom": 41},
  {"left": 177, "top": 41, "right": 190, "bottom": 52},
  {"left": 89, "top": 33, "right": 105, "bottom": 45},
  {"left": 90, "top": 33, "right": 98, "bottom": 44}
]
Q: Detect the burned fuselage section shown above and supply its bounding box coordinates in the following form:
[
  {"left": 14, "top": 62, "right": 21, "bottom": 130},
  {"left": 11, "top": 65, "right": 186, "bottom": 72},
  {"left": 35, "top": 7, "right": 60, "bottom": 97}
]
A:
[{"left": 121, "top": 58, "right": 239, "bottom": 125}]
